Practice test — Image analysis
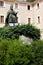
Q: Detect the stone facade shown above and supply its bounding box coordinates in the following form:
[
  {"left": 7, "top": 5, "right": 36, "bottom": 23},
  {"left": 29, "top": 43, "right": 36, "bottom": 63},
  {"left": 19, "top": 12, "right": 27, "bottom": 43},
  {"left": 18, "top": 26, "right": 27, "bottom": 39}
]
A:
[{"left": 0, "top": 0, "right": 43, "bottom": 38}]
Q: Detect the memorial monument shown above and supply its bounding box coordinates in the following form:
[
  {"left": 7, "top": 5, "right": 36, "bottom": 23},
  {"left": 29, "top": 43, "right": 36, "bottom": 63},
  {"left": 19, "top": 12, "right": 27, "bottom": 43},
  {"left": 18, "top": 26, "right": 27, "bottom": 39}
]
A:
[{"left": 5, "top": 5, "right": 18, "bottom": 26}]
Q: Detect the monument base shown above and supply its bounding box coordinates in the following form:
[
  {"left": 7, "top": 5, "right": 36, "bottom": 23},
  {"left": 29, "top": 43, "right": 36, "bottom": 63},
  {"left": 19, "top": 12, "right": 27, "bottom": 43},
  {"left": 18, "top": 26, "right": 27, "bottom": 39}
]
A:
[
  {"left": 9, "top": 23, "right": 14, "bottom": 26},
  {"left": 9, "top": 23, "right": 18, "bottom": 26}
]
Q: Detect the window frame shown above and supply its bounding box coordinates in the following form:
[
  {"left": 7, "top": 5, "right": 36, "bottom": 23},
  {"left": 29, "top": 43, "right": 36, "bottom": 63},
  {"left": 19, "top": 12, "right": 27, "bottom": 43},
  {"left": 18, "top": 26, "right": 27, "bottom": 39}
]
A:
[
  {"left": 15, "top": 3, "right": 18, "bottom": 8},
  {"left": 37, "top": 3, "right": 39, "bottom": 9},
  {"left": 38, "top": 16, "right": 40, "bottom": 23},
  {"left": 0, "top": 1, "right": 4, "bottom": 6},
  {"left": 27, "top": 5, "right": 30, "bottom": 10},
  {"left": 0, "top": 16, "right": 4, "bottom": 23},
  {"left": 28, "top": 18, "right": 31, "bottom": 24}
]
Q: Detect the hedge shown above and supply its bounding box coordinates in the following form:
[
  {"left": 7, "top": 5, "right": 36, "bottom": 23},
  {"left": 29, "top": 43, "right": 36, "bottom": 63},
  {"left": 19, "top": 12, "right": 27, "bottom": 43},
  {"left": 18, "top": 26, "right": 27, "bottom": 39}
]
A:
[
  {"left": 0, "top": 24, "right": 40, "bottom": 40},
  {"left": 0, "top": 39, "right": 43, "bottom": 65}
]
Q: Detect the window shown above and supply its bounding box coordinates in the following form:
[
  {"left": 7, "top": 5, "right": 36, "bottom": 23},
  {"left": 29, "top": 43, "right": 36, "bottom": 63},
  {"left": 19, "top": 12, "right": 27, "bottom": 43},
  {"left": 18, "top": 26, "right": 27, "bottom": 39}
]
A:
[
  {"left": 38, "top": 16, "right": 40, "bottom": 23},
  {"left": 0, "top": 1, "right": 4, "bottom": 6},
  {"left": 32, "top": 4, "right": 34, "bottom": 7},
  {"left": 0, "top": 16, "right": 4, "bottom": 23},
  {"left": 15, "top": 3, "right": 18, "bottom": 8},
  {"left": 27, "top": 5, "right": 30, "bottom": 10},
  {"left": 37, "top": 3, "right": 39, "bottom": 8},
  {"left": 28, "top": 18, "right": 31, "bottom": 24}
]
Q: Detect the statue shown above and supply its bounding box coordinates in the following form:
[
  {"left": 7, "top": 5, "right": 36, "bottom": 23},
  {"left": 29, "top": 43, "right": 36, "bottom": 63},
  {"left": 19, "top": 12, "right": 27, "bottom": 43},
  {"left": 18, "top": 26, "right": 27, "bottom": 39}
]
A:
[{"left": 5, "top": 5, "right": 18, "bottom": 26}]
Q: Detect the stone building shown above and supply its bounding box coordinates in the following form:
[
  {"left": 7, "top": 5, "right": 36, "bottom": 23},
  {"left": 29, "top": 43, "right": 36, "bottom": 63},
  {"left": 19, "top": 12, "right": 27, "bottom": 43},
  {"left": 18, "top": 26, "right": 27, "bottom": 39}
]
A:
[{"left": 0, "top": 0, "right": 43, "bottom": 38}]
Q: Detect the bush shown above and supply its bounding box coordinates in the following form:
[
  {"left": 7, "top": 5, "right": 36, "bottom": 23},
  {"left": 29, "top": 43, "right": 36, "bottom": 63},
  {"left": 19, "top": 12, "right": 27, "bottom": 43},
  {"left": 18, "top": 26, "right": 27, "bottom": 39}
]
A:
[
  {"left": 0, "top": 39, "right": 31, "bottom": 65},
  {"left": 0, "top": 24, "right": 40, "bottom": 40},
  {"left": 7, "top": 40, "right": 43, "bottom": 65},
  {"left": 0, "top": 39, "right": 43, "bottom": 65},
  {"left": 19, "top": 24, "right": 40, "bottom": 40},
  {"left": 31, "top": 40, "right": 43, "bottom": 65},
  {"left": 0, "top": 39, "right": 10, "bottom": 65},
  {"left": 5, "top": 40, "right": 31, "bottom": 65},
  {"left": 0, "top": 39, "right": 23, "bottom": 65}
]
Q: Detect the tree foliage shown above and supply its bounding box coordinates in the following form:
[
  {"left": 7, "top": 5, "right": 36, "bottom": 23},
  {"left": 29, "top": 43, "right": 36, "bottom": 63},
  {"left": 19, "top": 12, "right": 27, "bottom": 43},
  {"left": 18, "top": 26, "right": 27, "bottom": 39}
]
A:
[
  {"left": 0, "top": 39, "right": 43, "bottom": 65},
  {"left": 0, "top": 24, "right": 40, "bottom": 40}
]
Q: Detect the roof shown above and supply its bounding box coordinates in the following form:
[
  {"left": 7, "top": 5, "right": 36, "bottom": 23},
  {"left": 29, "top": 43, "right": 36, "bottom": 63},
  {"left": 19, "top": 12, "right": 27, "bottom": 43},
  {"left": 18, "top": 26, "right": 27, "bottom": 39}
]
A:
[
  {"left": 32, "top": 0, "right": 43, "bottom": 5},
  {"left": 0, "top": 0, "right": 43, "bottom": 5}
]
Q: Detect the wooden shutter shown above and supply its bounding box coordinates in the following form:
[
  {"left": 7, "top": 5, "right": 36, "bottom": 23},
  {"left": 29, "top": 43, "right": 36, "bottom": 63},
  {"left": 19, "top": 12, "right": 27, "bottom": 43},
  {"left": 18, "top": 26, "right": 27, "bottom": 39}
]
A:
[
  {"left": 38, "top": 16, "right": 40, "bottom": 23},
  {"left": 28, "top": 18, "right": 31, "bottom": 24},
  {"left": 1, "top": 16, "right": 4, "bottom": 23}
]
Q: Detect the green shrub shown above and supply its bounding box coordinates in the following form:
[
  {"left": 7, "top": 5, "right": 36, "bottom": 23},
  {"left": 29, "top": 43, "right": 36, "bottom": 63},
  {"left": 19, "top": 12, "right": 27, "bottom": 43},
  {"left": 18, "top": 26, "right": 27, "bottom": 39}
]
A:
[
  {"left": 0, "top": 39, "right": 10, "bottom": 65},
  {"left": 0, "top": 39, "right": 33, "bottom": 65},
  {"left": 0, "top": 39, "right": 23, "bottom": 65},
  {"left": 0, "top": 39, "right": 43, "bottom": 65},
  {"left": 31, "top": 40, "right": 43, "bottom": 65},
  {"left": 0, "top": 24, "right": 40, "bottom": 40},
  {"left": 19, "top": 24, "right": 40, "bottom": 40}
]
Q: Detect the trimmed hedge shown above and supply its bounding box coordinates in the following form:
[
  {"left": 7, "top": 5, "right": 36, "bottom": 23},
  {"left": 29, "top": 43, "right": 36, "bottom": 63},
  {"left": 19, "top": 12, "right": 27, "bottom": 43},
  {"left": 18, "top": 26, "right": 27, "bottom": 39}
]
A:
[
  {"left": 31, "top": 40, "right": 43, "bottom": 65},
  {"left": 0, "top": 24, "right": 40, "bottom": 40},
  {"left": 0, "top": 39, "right": 43, "bottom": 65}
]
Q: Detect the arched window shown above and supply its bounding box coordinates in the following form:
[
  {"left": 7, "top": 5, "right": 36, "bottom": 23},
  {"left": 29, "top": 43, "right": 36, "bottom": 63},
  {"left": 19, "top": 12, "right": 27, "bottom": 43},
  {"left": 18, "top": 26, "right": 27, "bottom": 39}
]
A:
[
  {"left": 27, "top": 5, "right": 30, "bottom": 10},
  {"left": 37, "top": 3, "right": 39, "bottom": 8},
  {"left": 38, "top": 16, "right": 40, "bottom": 23}
]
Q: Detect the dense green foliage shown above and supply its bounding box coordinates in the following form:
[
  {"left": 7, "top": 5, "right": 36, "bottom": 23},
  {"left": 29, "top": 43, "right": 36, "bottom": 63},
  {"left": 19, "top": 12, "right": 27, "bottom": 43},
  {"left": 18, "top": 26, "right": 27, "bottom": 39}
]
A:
[
  {"left": 0, "top": 39, "right": 22, "bottom": 65},
  {"left": 0, "top": 39, "right": 43, "bottom": 65},
  {"left": 0, "top": 24, "right": 40, "bottom": 40},
  {"left": 31, "top": 40, "right": 43, "bottom": 65}
]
